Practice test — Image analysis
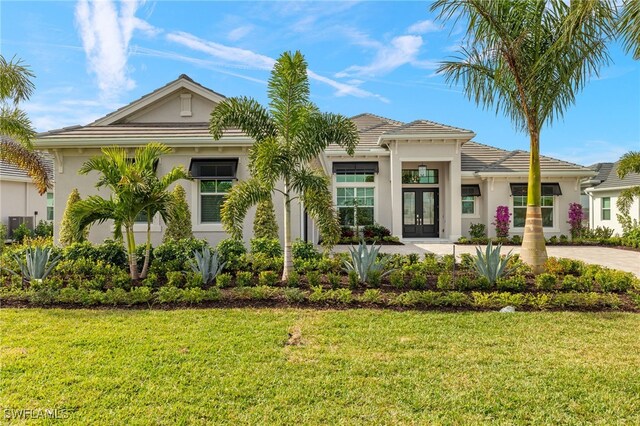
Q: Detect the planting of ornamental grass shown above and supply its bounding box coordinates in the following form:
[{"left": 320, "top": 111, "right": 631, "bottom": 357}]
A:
[{"left": 2, "top": 309, "right": 639, "bottom": 424}]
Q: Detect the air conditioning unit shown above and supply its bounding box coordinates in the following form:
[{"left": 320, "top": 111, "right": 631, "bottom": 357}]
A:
[{"left": 8, "top": 216, "right": 34, "bottom": 239}]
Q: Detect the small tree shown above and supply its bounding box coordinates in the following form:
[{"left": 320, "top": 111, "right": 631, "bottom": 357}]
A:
[
  {"left": 59, "top": 188, "right": 87, "bottom": 246},
  {"left": 253, "top": 199, "right": 279, "bottom": 239},
  {"left": 493, "top": 206, "right": 511, "bottom": 238},
  {"left": 567, "top": 203, "right": 585, "bottom": 240},
  {"left": 163, "top": 184, "right": 193, "bottom": 242}
]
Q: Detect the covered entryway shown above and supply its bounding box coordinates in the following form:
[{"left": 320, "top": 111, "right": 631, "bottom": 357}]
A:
[{"left": 402, "top": 188, "right": 439, "bottom": 238}]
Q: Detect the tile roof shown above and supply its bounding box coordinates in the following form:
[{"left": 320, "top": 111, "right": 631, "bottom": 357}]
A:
[
  {"left": 383, "top": 119, "right": 474, "bottom": 136},
  {"left": 350, "top": 113, "right": 403, "bottom": 132},
  {"left": 37, "top": 123, "right": 246, "bottom": 141},
  {"left": 461, "top": 141, "right": 510, "bottom": 171},
  {"left": 588, "top": 162, "right": 615, "bottom": 183},
  {"left": 593, "top": 161, "right": 640, "bottom": 190},
  {"left": 0, "top": 151, "right": 54, "bottom": 183}
]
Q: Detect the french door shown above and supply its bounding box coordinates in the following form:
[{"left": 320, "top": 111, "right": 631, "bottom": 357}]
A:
[{"left": 402, "top": 188, "right": 439, "bottom": 238}]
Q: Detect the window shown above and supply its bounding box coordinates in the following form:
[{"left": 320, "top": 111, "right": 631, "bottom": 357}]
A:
[
  {"left": 200, "top": 180, "right": 232, "bottom": 223},
  {"left": 135, "top": 210, "right": 152, "bottom": 224},
  {"left": 513, "top": 194, "right": 554, "bottom": 228},
  {"left": 402, "top": 169, "right": 438, "bottom": 184},
  {"left": 601, "top": 197, "right": 611, "bottom": 220},
  {"left": 336, "top": 174, "right": 374, "bottom": 183},
  {"left": 46, "top": 192, "right": 54, "bottom": 221},
  {"left": 336, "top": 187, "right": 374, "bottom": 226},
  {"left": 462, "top": 196, "right": 475, "bottom": 214}
]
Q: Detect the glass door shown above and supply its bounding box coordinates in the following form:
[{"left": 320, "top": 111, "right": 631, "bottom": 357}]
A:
[{"left": 402, "top": 189, "right": 439, "bottom": 238}]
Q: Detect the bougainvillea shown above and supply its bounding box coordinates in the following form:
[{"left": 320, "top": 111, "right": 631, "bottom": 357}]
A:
[
  {"left": 567, "top": 202, "right": 585, "bottom": 240},
  {"left": 493, "top": 205, "right": 512, "bottom": 238}
]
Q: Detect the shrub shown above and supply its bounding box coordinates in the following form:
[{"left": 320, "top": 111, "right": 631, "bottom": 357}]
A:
[
  {"left": 473, "top": 241, "right": 512, "bottom": 284},
  {"left": 362, "top": 223, "right": 391, "bottom": 240},
  {"left": 327, "top": 273, "right": 341, "bottom": 289},
  {"left": 283, "top": 287, "right": 306, "bottom": 303},
  {"left": 141, "top": 272, "right": 158, "bottom": 288},
  {"left": 249, "top": 253, "right": 283, "bottom": 273},
  {"left": 102, "top": 288, "right": 129, "bottom": 306},
  {"left": 156, "top": 286, "right": 182, "bottom": 303},
  {"left": 459, "top": 253, "right": 475, "bottom": 270},
  {"left": 343, "top": 240, "right": 393, "bottom": 284},
  {"left": 152, "top": 238, "right": 207, "bottom": 274},
  {"left": 496, "top": 274, "right": 526, "bottom": 292},
  {"left": 236, "top": 271, "right": 253, "bottom": 287},
  {"left": 595, "top": 270, "right": 634, "bottom": 292},
  {"left": 5, "top": 246, "right": 61, "bottom": 283},
  {"left": 308, "top": 286, "right": 326, "bottom": 302},
  {"left": 185, "top": 271, "right": 204, "bottom": 289},
  {"left": 181, "top": 287, "right": 207, "bottom": 304},
  {"left": 163, "top": 185, "right": 193, "bottom": 242},
  {"left": 166, "top": 271, "right": 184, "bottom": 288},
  {"left": 259, "top": 270, "right": 279, "bottom": 286},
  {"left": 216, "top": 273, "right": 232, "bottom": 288},
  {"left": 217, "top": 238, "right": 247, "bottom": 271},
  {"left": 11, "top": 223, "right": 33, "bottom": 243},
  {"left": 250, "top": 238, "right": 282, "bottom": 257},
  {"left": 34, "top": 220, "right": 53, "bottom": 238},
  {"left": 348, "top": 270, "right": 359, "bottom": 289},
  {"left": 567, "top": 202, "right": 585, "bottom": 240},
  {"left": 367, "top": 270, "right": 382, "bottom": 287},
  {"left": 493, "top": 206, "right": 511, "bottom": 238},
  {"left": 535, "top": 273, "right": 557, "bottom": 291},
  {"left": 469, "top": 223, "right": 487, "bottom": 239},
  {"left": 306, "top": 270, "right": 321, "bottom": 287},
  {"left": 551, "top": 292, "right": 621, "bottom": 309},
  {"left": 286, "top": 270, "right": 300, "bottom": 287},
  {"left": 561, "top": 274, "right": 592, "bottom": 292},
  {"left": 292, "top": 239, "right": 320, "bottom": 261},
  {"left": 330, "top": 288, "right": 353, "bottom": 304},
  {"left": 187, "top": 247, "right": 225, "bottom": 286},
  {"left": 359, "top": 289, "right": 383, "bottom": 303},
  {"left": 409, "top": 273, "right": 427, "bottom": 290},
  {"left": 510, "top": 235, "right": 522, "bottom": 245},
  {"left": 438, "top": 291, "right": 470, "bottom": 307},
  {"left": 436, "top": 273, "right": 453, "bottom": 290},
  {"left": 253, "top": 199, "right": 279, "bottom": 239},
  {"left": 59, "top": 188, "right": 87, "bottom": 245},
  {"left": 129, "top": 287, "right": 153, "bottom": 305},
  {"left": 389, "top": 270, "right": 405, "bottom": 289}
]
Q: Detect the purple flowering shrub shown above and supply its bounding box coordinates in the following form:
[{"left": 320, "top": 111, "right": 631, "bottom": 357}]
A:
[
  {"left": 567, "top": 203, "right": 585, "bottom": 240},
  {"left": 493, "top": 206, "right": 511, "bottom": 238}
]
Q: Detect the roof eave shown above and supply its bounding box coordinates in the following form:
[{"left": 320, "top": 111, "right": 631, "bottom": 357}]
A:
[
  {"left": 34, "top": 136, "right": 253, "bottom": 149},
  {"left": 377, "top": 132, "right": 476, "bottom": 145},
  {"left": 475, "top": 170, "right": 596, "bottom": 178},
  {"left": 586, "top": 184, "right": 637, "bottom": 193}
]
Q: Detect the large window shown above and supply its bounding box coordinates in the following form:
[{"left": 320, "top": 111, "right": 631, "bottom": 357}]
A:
[
  {"left": 46, "top": 192, "right": 54, "bottom": 221},
  {"left": 402, "top": 169, "right": 438, "bottom": 184},
  {"left": 511, "top": 183, "right": 560, "bottom": 228},
  {"left": 601, "top": 197, "right": 611, "bottom": 220},
  {"left": 462, "top": 196, "right": 476, "bottom": 215},
  {"left": 337, "top": 187, "right": 374, "bottom": 226},
  {"left": 200, "top": 180, "right": 232, "bottom": 223}
]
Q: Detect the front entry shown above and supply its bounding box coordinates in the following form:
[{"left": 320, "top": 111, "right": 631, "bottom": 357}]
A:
[{"left": 402, "top": 188, "right": 439, "bottom": 238}]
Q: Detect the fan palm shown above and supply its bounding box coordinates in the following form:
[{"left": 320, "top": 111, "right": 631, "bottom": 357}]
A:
[
  {"left": 0, "top": 55, "right": 51, "bottom": 194},
  {"left": 69, "top": 142, "right": 189, "bottom": 279},
  {"left": 210, "top": 51, "right": 358, "bottom": 280},
  {"left": 432, "top": 0, "right": 615, "bottom": 273}
]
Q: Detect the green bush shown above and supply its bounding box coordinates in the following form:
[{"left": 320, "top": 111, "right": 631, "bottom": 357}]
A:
[
  {"left": 142, "top": 273, "right": 158, "bottom": 288},
  {"left": 181, "top": 287, "right": 207, "bottom": 304},
  {"left": 12, "top": 223, "right": 33, "bottom": 243},
  {"left": 59, "top": 188, "right": 87, "bottom": 246},
  {"left": 551, "top": 292, "right": 621, "bottom": 309},
  {"left": 103, "top": 288, "right": 129, "bottom": 306},
  {"left": 496, "top": 274, "right": 526, "bottom": 292},
  {"left": 561, "top": 274, "right": 592, "bottom": 292},
  {"left": 438, "top": 291, "right": 470, "bottom": 307},
  {"left": 535, "top": 273, "right": 557, "bottom": 291},
  {"left": 348, "top": 270, "right": 358, "bottom": 289},
  {"left": 595, "top": 270, "right": 634, "bottom": 292},
  {"left": 306, "top": 270, "right": 321, "bottom": 287},
  {"left": 327, "top": 273, "right": 341, "bottom": 289},
  {"left": 163, "top": 184, "right": 194, "bottom": 242},
  {"left": 184, "top": 271, "right": 204, "bottom": 289},
  {"left": 250, "top": 237, "right": 282, "bottom": 257},
  {"left": 436, "top": 273, "right": 453, "bottom": 290},
  {"left": 129, "top": 287, "right": 153, "bottom": 305},
  {"left": 283, "top": 287, "right": 306, "bottom": 303},
  {"left": 217, "top": 238, "right": 247, "bottom": 272},
  {"left": 292, "top": 239, "right": 320, "bottom": 261},
  {"left": 359, "top": 289, "right": 383, "bottom": 303},
  {"left": 286, "top": 270, "right": 300, "bottom": 287},
  {"left": 34, "top": 220, "right": 53, "bottom": 238},
  {"left": 156, "top": 286, "right": 182, "bottom": 303},
  {"left": 166, "top": 271, "right": 184, "bottom": 288},
  {"left": 152, "top": 238, "right": 207, "bottom": 274},
  {"left": 249, "top": 253, "right": 283, "bottom": 273},
  {"left": 253, "top": 199, "right": 279, "bottom": 239},
  {"left": 236, "top": 271, "right": 253, "bottom": 287},
  {"left": 367, "top": 270, "right": 382, "bottom": 287},
  {"left": 216, "top": 273, "right": 232, "bottom": 288},
  {"left": 389, "top": 270, "right": 405, "bottom": 289},
  {"left": 259, "top": 270, "right": 279, "bottom": 286},
  {"left": 469, "top": 223, "right": 487, "bottom": 239}
]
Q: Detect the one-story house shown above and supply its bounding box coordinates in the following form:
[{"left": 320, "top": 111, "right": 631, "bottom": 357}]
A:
[
  {"left": 584, "top": 161, "right": 640, "bottom": 235},
  {"left": 34, "top": 75, "right": 595, "bottom": 245},
  {"left": 0, "top": 155, "right": 54, "bottom": 238}
]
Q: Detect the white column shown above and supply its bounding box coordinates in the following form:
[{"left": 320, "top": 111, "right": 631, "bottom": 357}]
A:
[
  {"left": 449, "top": 156, "right": 462, "bottom": 241},
  {"left": 390, "top": 142, "right": 403, "bottom": 239}
]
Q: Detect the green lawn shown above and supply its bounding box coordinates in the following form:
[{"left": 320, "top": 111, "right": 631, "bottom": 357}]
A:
[{"left": 2, "top": 309, "right": 639, "bottom": 425}]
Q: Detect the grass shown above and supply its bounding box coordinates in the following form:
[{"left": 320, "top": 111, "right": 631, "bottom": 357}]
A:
[{"left": 2, "top": 309, "right": 639, "bottom": 425}]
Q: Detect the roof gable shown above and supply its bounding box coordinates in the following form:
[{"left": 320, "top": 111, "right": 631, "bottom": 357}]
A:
[{"left": 90, "top": 74, "right": 226, "bottom": 126}]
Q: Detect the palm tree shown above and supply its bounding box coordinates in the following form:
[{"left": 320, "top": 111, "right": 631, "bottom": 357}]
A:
[
  {"left": 619, "top": 0, "right": 640, "bottom": 59},
  {"left": 432, "top": 0, "right": 615, "bottom": 273},
  {"left": 210, "top": 51, "right": 358, "bottom": 280},
  {"left": 615, "top": 151, "right": 640, "bottom": 231},
  {"left": 0, "top": 55, "right": 51, "bottom": 194},
  {"left": 70, "top": 143, "right": 188, "bottom": 279}
]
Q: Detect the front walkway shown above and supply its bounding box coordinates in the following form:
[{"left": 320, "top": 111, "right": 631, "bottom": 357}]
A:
[{"left": 331, "top": 243, "right": 640, "bottom": 276}]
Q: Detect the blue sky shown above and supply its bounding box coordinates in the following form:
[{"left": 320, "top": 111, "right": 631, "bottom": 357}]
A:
[{"left": 2, "top": 0, "right": 639, "bottom": 165}]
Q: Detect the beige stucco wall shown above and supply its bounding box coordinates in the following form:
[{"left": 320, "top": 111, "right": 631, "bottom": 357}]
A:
[
  {"left": 0, "top": 179, "right": 49, "bottom": 229},
  {"left": 460, "top": 177, "right": 486, "bottom": 237},
  {"left": 126, "top": 91, "right": 217, "bottom": 123},
  {"left": 588, "top": 190, "right": 640, "bottom": 236}
]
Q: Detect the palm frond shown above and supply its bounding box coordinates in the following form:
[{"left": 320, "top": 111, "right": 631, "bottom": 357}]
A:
[
  {"left": 0, "top": 55, "right": 35, "bottom": 104},
  {"left": 210, "top": 96, "right": 276, "bottom": 142},
  {"left": 68, "top": 196, "right": 119, "bottom": 239},
  {"left": 617, "top": 151, "right": 640, "bottom": 179},
  {"left": 0, "top": 106, "right": 36, "bottom": 147},
  {"left": 0, "top": 137, "right": 52, "bottom": 194},
  {"left": 619, "top": 0, "right": 640, "bottom": 59},
  {"left": 248, "top": 136, "right": 289, "bottom": 187},
  {"left": 297, "top": 169, "right": 341, "bottom": 248},
  {"left": 134, "top": 142, "right": 172, "bottom": 171},
  {"left": 220, "top": 178, "right": 272, "bottom": 239},
  {"left": 293, "top": 112, "right": 359, "bottom": 162}
]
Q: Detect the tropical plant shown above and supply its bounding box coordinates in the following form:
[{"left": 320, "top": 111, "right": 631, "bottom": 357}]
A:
[
  {"left": 0, "top": 55, "right": 52, "bottom": 194},
  {"left": 433, "top": 0, "right": 615, "bottom": 273},
  {"left": 492, "top": 206, "right": 511, "bottom": 238},
  {"left": 473, "top": 241, "right": 512, "bottom": 285},
  {"left": 187, "top": 247, "right": 225, "bottom": 286},
  {"left": 69, "top": 142, "right": 188, "bottom": 279},
  {"left": 163, "top": 184, "right": 193, "bottom": 242},
  {"left": 59, "top": 188, "right": 87, "bottom": 245},
  {"left": 343, "top": 239, "right": 393, "bottom": 284},
  {"left": 253, "top": 198, "right": 279, "bottom": 239},
  {"left": 618, "top": 0, "right": 640, "bottom": 60},
  {"left": 615, "top": 151, "right": 640, "bottom": 233},
  {"left": 4, "top": 246, "right": 61, "bottom": 283},
  {"left": 209, "top": 51, "right": 358, "bottom": 280},
  {"left": 567, "top": 202, "right": 585, "bottom": 240}
]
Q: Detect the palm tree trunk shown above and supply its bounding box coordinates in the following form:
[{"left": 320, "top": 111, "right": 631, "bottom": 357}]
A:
[
  {"left": 520, "top": 131, "right": 548, "bottom": 274},
  {"left": 140, "top": 217, "right": 152, "bottom": 279},
  {"left": 282, "top": 182, "right": 293, "bottom": 282},
  {"left": 126, "top": 225, "right": 139, "bottom": 280}
]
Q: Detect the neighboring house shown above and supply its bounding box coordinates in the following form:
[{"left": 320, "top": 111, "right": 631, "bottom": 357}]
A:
[
  {"left": 0, "top": 154, "right": 54, "bottom": 237},
  {"left": 34, "top": 75, "right": 595, "bottom": 245},
  {"left": 584, "top": 162, "right": 640, "bottom": 235}
]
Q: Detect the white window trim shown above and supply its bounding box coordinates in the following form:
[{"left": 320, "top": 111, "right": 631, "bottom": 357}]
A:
[
  {"left": 191, "top": 179, "right": 226, "bottom": 232},
  {"left": 510, "top": 195, "right": 559, "bottom": 233},
  {"left": 333, "top": 174, "right": 378, "bottom": 226},
  {"left": 461, "top": 195, "right": 480, "bottom": 219},
  {"left": 601, "top": 197, "right": 611, "bottom": 221}
]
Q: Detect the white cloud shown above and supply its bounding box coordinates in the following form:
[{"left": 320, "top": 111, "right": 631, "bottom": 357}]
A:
[
  {"left": 227, "top": 25, "right": 254, "bottom": 42},
  {"left": 407, "top": 19, "right": 442, "bottom": 34},
  {"left": 337, "top": 35, "right": 424, "bottom": 77},
  {"left": 75, "top": 0, "right": 160, "bottom": 99},
  {"left": 167, "top": 31, "right": 387, "bottom": 102}
]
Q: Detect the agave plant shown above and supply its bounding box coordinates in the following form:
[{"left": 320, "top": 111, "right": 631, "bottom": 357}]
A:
[
  {"left": 187, "top": 247, "right": 225, "bottom": 286},
  {"left": 5, "top": 246, "right": 61, "bottom": 283},
  {"left": 473, "top": 241, "right": 512, "bottom": 284},
  {"left": 343, "top": 239, "right": 393, "bottom": 284}
]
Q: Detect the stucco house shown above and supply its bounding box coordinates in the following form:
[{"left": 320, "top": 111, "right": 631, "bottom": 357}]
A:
[
  {"left": 0, "top": 155, "right": 54, "bottom": 238},
  {"left": 584, "top": 162, "right": 640, "bottom": 235},
  {"left": 34, "top": 75, "right": 595, "bottom": 245}
]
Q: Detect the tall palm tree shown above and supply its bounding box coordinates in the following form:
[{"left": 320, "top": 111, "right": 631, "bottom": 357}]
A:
[
  {"left": 619, "top": 0, "right": 640, "bottom": 59},
  {"left": 0, "top": 55, "right": 51, "bottom": 194},
  {"left": 615, "top": 151, "right": 640, "bottom": 230},
  {"left": 210, "top": 51, "right": 358, "bottom": 280},
  {"left": 432, "top": 0, "right": 615, "bottom": 273},
  {"left": 70, "top": 142, "right": 188, "bottom": 279}
]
